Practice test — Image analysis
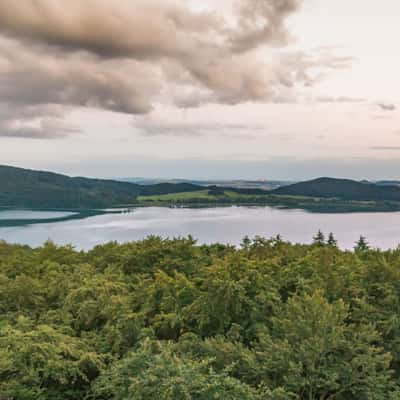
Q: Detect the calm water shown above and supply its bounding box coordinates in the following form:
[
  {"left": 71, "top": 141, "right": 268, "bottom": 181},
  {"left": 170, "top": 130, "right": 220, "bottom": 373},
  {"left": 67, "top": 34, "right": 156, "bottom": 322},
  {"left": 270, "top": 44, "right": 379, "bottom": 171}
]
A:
[
  {"left": 0, "top": 206, "right": 400, "bottom": 250},
  {"left": 0, "top": 210, "right": 76, "bottom": 220}
]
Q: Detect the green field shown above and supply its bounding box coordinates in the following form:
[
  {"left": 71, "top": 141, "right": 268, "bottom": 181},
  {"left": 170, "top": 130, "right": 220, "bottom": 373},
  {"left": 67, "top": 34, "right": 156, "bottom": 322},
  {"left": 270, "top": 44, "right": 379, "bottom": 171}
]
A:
[
  {"left": 138, "top": 190, "right": 321, "bottom": 202},
  {"left": 137, "top": 189, "right": 400, "bottom": 213},
  {"left": 224, "top": 190, "right": 265, "bottom": 199},
  {"left": 268, "top": 194, "right": 323, "bottom": 201},
  {"left": 137, "top": 190, "right": 217, "bottom": 202},
  {"left": 137, "top": 189, "right": 270, "bottom": 203}
]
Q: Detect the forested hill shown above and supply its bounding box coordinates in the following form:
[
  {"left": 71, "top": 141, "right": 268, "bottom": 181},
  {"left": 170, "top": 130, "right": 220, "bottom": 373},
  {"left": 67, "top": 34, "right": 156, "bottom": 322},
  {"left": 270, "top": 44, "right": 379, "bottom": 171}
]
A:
[
  {"left": 0, "top": 165, "right": 201, "bottom": 208},
  {"left": 273, "top": 177, "right": 400, "bottom": 201},
  {"left": 5, "top": 165, "right": 400, "bottom": 209}
]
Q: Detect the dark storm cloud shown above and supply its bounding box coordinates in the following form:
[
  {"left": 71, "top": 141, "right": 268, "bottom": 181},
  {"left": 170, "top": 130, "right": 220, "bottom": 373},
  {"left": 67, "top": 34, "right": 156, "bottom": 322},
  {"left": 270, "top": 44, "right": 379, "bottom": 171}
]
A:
[{"left": 0, "top": 0, "right": 351, "bottom": 139}]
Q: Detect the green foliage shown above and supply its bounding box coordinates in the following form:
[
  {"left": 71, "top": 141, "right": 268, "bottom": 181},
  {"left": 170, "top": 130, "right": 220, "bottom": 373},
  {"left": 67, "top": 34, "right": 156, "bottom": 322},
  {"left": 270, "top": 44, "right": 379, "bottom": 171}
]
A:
[
  {"left": 93, "top": 340, "right": 261, "bottom": 400},
  {"left": 137, "top": 189, "right": 270, "bottom": 204},
  {"left": 0, "top": 164, "right": 203, "bottom": 208},
  {"left": 1, "top": 237, "right": 400, "bottom": 399},
  {"left": 327, "top": 232, "right": 338, "bottom": 247},
  {"left": 312, "top": 230, "right": 325, "bottom": 246},
  {"left": 4, "top": 164, "right": 400, "bottom": 212},
  {"left": 274, "top": 177, "right": 400, "bottom": 202},
  {"left": 255, "top": 292, "right": 395, "bottom": 399},
  {"left": 355, "top": 235, "right": 370, "bottom": 252},
  {"left": 137, "top": 190, "right": 215, "bottom": 202},
  {"left": 0, "top": 317, "right": 103, "bottom": 400}
]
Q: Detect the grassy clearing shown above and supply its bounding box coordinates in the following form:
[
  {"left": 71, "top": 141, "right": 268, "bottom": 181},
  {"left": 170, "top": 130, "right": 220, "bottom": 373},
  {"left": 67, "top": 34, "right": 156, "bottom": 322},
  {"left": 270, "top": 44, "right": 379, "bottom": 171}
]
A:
[
  {"left": 224, "top": 190, "right": 268, "bottom": 199},
  {"left": 138, "top": 190, "right": 316, "bottom": 204},
  {"left": 136, "top": 189, "right": 400, "bottom": 213},
  {"left": 138, "top": 189, "right": 271, "bottom": 203},
  {"left": 269, "top": 194, "right": 320, "bottom": 201},
  {"left": 137, "top": 190, "right": 216, "bottom": 202}
]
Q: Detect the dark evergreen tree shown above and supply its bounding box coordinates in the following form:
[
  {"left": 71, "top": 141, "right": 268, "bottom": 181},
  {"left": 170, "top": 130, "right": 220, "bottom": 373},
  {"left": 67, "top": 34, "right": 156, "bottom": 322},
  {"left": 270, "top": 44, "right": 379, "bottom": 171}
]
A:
[
  {"left": 241, "top": 236, "right": 251, "bottom": 250},
  {"left": 275, "top": 234, "right": 283, "bottom": 243},
  {"left": 327, "top": 232, "right": 338, "bottom": 247},
  {"left": 354, "top": 235, "right": 370, "bottom": 252},
  {"left": 312, "top": 230, "right": 325, "bottom": 246}
]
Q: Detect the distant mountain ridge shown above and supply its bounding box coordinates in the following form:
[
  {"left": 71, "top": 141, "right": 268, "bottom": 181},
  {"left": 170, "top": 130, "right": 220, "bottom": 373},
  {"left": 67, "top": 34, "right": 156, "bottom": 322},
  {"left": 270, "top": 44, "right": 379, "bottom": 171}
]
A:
[
  {"left": 3, "top": 165, "right": 400, "bottom": 209},
  {"left": 120, "top": 177, "right": 292, "bottom": 191},
  {"left": 273, "top": 177, "right": 400, "bottom": 201},
  {"left": 0, "top": 165, "right": 201, "bottom": 208},
  {"left": 375, "top": 180, "right": 400, "bottom": 187}
]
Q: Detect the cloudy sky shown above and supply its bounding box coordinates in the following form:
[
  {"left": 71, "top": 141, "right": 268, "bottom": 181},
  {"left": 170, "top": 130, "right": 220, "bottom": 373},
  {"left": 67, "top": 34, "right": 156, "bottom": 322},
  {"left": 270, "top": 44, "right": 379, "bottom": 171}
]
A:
[{"left": 0, "top": 0, "right": 399, "bottom": 180}]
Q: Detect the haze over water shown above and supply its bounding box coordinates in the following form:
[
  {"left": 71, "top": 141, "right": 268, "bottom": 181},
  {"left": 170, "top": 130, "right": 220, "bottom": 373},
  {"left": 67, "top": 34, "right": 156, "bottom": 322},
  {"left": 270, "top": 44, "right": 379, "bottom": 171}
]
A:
[{"left": 1, "top": 207, "right": 399, "bottom": 250}]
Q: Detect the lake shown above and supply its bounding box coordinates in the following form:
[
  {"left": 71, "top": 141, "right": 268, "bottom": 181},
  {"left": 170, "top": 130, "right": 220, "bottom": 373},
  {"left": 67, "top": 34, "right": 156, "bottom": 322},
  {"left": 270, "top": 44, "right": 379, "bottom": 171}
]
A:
[
  {"left": 0, "top": 210, "right": 77, "bottom": 220},
  {"left": 0, "top": 206, "right": 399, "bottom": 250}
]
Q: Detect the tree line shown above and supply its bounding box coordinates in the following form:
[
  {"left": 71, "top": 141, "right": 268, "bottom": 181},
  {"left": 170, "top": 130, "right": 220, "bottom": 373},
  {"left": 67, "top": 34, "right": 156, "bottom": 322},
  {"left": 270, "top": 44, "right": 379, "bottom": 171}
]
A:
[{"left": 1, "top": 234, "right": 400, "bottom": 399}]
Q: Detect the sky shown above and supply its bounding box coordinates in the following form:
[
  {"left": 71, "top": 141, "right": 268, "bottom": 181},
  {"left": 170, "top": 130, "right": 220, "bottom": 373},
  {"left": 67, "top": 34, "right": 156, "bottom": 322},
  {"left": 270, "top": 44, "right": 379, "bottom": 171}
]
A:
[{"left": 0, "top": 0, "right": 399, "bottom": 180}]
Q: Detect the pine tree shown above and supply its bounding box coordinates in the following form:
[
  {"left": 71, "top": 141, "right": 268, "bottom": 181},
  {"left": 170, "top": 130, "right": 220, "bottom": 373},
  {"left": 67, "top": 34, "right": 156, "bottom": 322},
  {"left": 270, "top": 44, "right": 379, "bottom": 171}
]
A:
[
  {"left": 327, "top": 233, "right": 338, "bottom": 247},
  {"left": 354, "top": 235, "right": 369, "bottom": 252},
  {"left": 241, "top": 235, "right": 251, "bottom": 250},
  {"left": 313, "top": 230, "right": 325, "bottom": 246},
  {"left": 272, "top": 234, "right": 283, "bottom": 246}
]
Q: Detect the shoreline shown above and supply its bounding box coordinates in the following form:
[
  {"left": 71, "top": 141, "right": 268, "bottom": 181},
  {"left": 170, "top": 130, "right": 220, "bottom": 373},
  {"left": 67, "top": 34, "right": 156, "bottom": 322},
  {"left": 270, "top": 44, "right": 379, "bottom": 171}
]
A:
[{"left": 2, "top": 200, "right": 400, "bottom": 228}]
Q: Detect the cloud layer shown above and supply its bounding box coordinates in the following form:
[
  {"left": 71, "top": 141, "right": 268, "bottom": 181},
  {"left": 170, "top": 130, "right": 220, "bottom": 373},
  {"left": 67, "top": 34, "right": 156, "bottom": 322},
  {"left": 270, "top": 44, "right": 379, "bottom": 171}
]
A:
[
  {"left": 377, "top": 103, "right": 397, "bottom": 112},
  {"left": 0, "top": 0, "right": 299, "bottom": 57},
  {"left": 133, "top": 117, "right": 266, "bottom": 137},
  {"left": 0, "top": 0, "right": 350, "bottom": 138}
]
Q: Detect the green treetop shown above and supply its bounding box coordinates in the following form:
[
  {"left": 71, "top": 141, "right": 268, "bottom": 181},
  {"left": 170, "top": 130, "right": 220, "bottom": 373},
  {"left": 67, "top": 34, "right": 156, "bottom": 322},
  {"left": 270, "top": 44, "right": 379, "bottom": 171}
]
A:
[
  {"left": 312, "top": 230, "right": 325, "bottom": 246},
  {"left": 327, "top": 232, "right": 338, "bottom": 247},
  {"left": 355, "top": 235, "right": 370, "bottom": 252}
]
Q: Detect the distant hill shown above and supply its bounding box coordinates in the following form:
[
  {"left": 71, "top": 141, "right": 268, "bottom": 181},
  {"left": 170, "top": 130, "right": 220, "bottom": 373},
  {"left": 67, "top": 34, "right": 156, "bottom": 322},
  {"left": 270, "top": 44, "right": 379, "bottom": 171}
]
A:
[
  {"left": 4, "top": 165, "right": 400, "bottom": 210},
  {"left": 0, "top": 165, "right": 202, "bottom": 209},
  {"left": 120, "top": 177, "right": 292, "bottom": 191},
  {"left": 376, "top": 180, "right": 400, "bottom": 187},
  {"left": 273, "top": 177, "right": 400, "bottom": 201}
]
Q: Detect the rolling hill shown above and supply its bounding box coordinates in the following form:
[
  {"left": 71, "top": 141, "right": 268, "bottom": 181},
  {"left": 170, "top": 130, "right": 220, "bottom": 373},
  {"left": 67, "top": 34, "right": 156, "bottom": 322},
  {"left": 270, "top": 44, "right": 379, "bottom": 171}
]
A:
[
  {"left": 273, "top": 177, "right": 400, "bottom": 201},
  {"left": 0, "top": 165, "right": 202, "bottom": 208},
  {"left": 4, "top": 166, "right": 400, "bottom": 210}
]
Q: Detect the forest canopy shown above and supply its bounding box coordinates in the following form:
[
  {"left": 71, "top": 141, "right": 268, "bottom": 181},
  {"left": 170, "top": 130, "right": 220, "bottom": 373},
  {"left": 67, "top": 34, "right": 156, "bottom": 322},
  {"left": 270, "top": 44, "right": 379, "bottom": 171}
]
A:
[{"left": 1, "top": 235, "right": 400, "bottom": 399}]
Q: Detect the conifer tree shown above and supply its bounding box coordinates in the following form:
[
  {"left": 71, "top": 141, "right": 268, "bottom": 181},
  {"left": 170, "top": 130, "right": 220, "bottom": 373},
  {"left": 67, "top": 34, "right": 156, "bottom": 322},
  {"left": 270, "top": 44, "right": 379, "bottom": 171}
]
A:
[
  {"left": 313, "top": 230, "right": 325, "bottom": 246},
  {"left": 327, "top": 232, "right": 338, "bottom": 247},
  {"left": 241, "top": 236, "right": 251, "bottom": 250},
  {"left": 354, "top": 235, "right": 369, "bottom": 252}
]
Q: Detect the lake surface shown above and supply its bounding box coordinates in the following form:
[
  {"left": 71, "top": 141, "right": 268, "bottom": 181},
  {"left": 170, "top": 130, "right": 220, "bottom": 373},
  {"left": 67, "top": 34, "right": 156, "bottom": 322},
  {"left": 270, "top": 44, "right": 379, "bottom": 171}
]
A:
[
  {"left": 0, "top": 206, "right": 400, "bottom": 250},
  {"left": 0, "top": 210, "right": 76, "bottom": 220}
]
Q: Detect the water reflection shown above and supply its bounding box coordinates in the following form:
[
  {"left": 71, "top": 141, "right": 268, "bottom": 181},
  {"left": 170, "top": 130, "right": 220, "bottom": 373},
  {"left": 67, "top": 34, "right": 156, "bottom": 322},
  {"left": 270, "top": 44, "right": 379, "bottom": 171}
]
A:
[{"left": 0, "top": 206, "right": 399, "bottom": 250}]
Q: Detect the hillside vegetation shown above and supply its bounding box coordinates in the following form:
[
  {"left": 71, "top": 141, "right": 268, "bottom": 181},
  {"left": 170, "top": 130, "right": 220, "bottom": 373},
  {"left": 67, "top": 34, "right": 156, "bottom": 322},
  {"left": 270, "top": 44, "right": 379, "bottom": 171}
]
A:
[
  {"left": 274, "top": 177, "right": 400, "bottom": 201},
  {"left": 137, "top": 185, "right": 400, "bottom": 213},
  {"left": 137, "top": 189, "right": 268, "bottom": 204},
  {"left": 4, "top": 165, "right": 400, "bottom": 213},
  {"left": 0, "top": 165, "right": 202, "bottom": 208},
  {"left": 2, "top": 236, "right": 400, "bottom": 399}
]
